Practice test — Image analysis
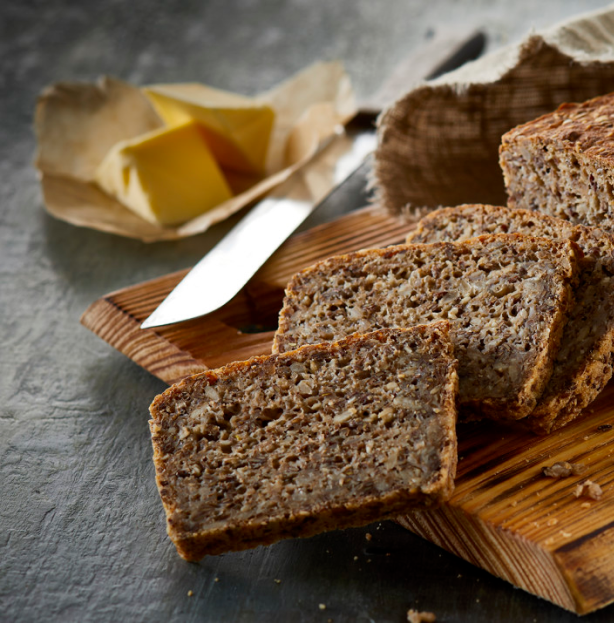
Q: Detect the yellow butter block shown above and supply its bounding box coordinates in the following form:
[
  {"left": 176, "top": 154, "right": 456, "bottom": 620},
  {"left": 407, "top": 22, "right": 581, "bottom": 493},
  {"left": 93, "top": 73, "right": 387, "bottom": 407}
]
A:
[
  {"left": 95, "top": 121, "right": 233, "bottom": 227},
  {"left": 143, "top": 83, "right": 275, "bottom": 175}
]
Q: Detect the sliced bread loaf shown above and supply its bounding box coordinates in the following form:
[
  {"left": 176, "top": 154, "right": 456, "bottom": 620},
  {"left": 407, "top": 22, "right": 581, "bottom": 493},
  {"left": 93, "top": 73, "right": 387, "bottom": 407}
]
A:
[
  {"left": 406, "top": 204, "right": 614, "bottom": 433},
  {"left": 500, "top": 92, "right": 614, "bottom": 230},
  {"left": 150, "top": 324, "right": 458, "bottom": 561},
  {"left": 274, "top": 234, "right": 580, "bottom": 422}
]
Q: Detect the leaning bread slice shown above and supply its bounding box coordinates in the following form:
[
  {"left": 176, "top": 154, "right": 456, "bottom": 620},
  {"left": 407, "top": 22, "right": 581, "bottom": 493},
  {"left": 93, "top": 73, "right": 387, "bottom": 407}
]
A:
[
  {"left": 150, "top": 324, "right": 458, "bottom": 561},
  {"left": 407, "top": 204, "right": 614, "bottom": 433},
  {"left": 274, "top": 234, "right": 580, "bottom": 422}
]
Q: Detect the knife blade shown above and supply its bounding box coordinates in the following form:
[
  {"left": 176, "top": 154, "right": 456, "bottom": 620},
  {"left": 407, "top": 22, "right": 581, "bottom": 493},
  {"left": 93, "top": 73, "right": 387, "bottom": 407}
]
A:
[{"left": 141, "top": 28, "right": 486, "bottom": 329}]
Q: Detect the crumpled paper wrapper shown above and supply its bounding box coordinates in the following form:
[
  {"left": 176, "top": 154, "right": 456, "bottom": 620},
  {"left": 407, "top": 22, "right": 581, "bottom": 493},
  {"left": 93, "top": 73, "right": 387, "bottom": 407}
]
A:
[
  {"left": 34, "top": 62, "right": 356, "bottom": 242},
  {"left": 374, "top": 5, "right": 614, "bottom": 218}
]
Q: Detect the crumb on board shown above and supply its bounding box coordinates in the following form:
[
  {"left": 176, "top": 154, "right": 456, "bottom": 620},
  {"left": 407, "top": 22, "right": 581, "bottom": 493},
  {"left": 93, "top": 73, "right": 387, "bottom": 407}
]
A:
[
  {"left": 407, "top": 609, "right": 436, "bottom": 623},
  {"left": 542, "top": 461, "right": 586, "bottom": 478},
  {"left": 581, "top": 501, "right": 592, "bottom": 508},
  {"left": 574, "top": 480, "right": 603, "bottom": 500},
  {"left": 365, "top": 533, "right": 372, "bottom": 541}
]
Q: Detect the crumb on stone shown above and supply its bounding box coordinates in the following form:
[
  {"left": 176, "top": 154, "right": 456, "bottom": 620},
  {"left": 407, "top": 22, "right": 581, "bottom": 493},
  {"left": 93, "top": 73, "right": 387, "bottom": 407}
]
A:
[
  {"left": 187, "top": 590, "right": 193, "bottom": 597},
  {"left": 319, "top": 604, "right": 326, "bottom": 611},
  {"left": 542, "top": 461, "right": 586, "bottom": 478},
  {"left": 274, "top": 579, "right": 281, "bottom": 584},
  {"left": 574, "top": 479, "right": 603, "bottom": 500},
  {"left": 407, "top": 609, "right": 436, "bottom": 623},
  {"left": 365, "top": 533, "right": 372, "bottom": 541},
  {"left": 214, "top": 577, "right": 219, "bottom": 583}
]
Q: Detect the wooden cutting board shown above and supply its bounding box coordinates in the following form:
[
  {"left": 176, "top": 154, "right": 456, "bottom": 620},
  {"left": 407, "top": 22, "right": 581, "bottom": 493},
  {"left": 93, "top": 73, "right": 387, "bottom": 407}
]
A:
[{"left": 81, "top": 205, "right": 614, "bottom": 615}]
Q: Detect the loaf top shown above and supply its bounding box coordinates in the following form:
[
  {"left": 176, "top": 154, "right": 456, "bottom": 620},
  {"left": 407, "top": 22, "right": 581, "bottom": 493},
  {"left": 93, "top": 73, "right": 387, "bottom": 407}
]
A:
[
  {"left": 274, "top": 234, "right": 580, "bottom": 421},
  {"left": 150, "top": 325, "right": 458, "bottom": 560},
  {"left": 501, "top": 91, "right": 614, "bottom": 164}
]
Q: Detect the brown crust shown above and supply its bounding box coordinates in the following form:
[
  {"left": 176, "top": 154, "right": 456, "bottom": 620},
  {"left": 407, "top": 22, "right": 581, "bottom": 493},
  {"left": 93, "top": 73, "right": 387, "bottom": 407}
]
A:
[
  {"left": 150, "top": 325, "right": 458, "bottom": 561},
  {"left": 501, "top": 93, "right": 614, "bottom": 166},
  {"left": 500, "top": 92, "right": 614, "bottom": 230},
  {"left": 274, "top": 234, "right": 580, "bottom": 421},
  {"left": 407, "top": 204, "right": 614, "bottom": 433}
]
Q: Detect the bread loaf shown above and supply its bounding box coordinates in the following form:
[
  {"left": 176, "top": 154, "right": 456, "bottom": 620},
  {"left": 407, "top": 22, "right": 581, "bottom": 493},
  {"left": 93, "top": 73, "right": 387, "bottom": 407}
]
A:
[
  {"left": 150, "top": 325, "right": 458, "bottom": 561},
  {"left": 274, "top": 234, "right": 580, "bottom": 422},
  {"left": 407, "top": 204, "right": 614, "bottom": 433},
  {"left": 500, "top": 92, "right": 614, "bottom": 230}
]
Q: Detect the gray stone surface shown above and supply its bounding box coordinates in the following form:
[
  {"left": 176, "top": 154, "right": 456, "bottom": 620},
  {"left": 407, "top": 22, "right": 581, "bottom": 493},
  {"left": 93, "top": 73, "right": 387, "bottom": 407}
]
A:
[{"left": 3, "top": 1, "right": 614, "bottom": 621}]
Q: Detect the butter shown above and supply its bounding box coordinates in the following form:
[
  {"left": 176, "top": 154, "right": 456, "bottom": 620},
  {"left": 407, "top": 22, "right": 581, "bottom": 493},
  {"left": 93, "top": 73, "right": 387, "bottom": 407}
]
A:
[
  {"left": 95, "top": 121, "right": 233, "bottom": 227},
  {"left": 143, "top": 83, "right": 275, "bottom": 175}
]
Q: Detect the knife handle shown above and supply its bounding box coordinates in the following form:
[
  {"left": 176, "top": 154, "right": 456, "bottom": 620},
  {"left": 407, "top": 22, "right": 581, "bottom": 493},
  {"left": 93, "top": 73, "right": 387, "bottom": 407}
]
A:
[{"left": 357, "top": 26, "right": 486, "bottom": 121}]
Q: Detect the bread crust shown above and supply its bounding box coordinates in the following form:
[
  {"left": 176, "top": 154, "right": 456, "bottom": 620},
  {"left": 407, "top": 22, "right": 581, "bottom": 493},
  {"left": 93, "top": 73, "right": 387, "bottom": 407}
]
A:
[
  {"left": 150, "top": 325, "right": 458, "bottom": 561},
  {"left": 500, "top": 92, "right": 614, "bottom": 229},
  {"left": 408, "top": 204, "right": 614, "bottom": 433}
]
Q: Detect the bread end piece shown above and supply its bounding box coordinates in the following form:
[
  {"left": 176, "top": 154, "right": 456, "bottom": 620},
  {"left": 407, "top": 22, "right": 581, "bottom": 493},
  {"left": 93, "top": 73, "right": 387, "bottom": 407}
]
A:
[{"left": 500, "top": 92, "right": 614, "bottom": 230}]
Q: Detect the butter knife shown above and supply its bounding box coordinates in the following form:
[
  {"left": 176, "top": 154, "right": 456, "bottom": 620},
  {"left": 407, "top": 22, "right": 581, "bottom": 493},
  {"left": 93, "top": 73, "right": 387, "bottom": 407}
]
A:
[{"left": 142, "top": 28, "right": 485, "bottom": 329}]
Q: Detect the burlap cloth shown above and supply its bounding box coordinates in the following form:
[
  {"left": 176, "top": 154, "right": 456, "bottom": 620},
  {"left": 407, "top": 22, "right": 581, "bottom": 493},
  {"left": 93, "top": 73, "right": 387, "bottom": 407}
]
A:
[{"left": 373, "top": 5, "right": 614, "bottom": 219}]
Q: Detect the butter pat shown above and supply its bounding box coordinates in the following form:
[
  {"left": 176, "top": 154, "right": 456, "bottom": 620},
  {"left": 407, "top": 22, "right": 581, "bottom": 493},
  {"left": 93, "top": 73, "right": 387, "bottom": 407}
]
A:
[
  {"left": 143, "top": 83, "right": 275, "bottom": 175},
  {"left": 95, "top": 121, "right": 232, "bottom": 227}
]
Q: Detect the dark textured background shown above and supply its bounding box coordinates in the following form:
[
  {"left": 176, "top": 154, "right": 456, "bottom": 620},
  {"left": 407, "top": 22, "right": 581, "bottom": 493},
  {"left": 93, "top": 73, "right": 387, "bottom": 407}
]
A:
[{"left": 3, "top": 1, "right": 614, "bottom": 621}]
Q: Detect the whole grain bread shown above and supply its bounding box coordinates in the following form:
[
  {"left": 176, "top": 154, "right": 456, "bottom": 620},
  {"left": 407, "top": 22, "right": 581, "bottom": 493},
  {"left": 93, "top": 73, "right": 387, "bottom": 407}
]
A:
[
  {"left": 150, "top": 324, "right": 458, "bottom": 561},
  {"left": 407, "top": 204, "right": 614, "bottom": 433},
  {"left": 500, "top": 92, "right": 614, "bottom": 230},
  {"left": 274, "top": 234, "right": 580, "bottom": 422}
]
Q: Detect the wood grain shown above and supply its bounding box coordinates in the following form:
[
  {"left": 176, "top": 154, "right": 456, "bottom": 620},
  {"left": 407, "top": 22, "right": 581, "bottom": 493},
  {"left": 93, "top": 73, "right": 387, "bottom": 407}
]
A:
[{"left": 81, "top": 204, "right": 614, "bottom": 614}]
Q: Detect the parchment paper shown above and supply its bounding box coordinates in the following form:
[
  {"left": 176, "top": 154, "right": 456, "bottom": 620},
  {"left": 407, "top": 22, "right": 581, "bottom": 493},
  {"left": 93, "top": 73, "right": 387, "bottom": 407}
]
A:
[{"left": 34, "top": 62, "right": 356, "bottom": 242}]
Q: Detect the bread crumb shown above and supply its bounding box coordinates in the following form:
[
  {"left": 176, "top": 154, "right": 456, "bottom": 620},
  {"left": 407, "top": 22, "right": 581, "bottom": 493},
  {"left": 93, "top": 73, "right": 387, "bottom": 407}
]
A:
[
  {"left": 353, "top": 556, "right": 358, "bottom": 561},
  {"left": 187, "top": 590, "right": 193, "bottom": 597},
  {"left": 214, "top": 577, "right": 219, "bottom": 583},
  {"left": 274, "top": 579, "right": 281, "bottom": 584},
  {"left": 319, "top": 604, "right": 326, "bottom": 611},
  {"left": 574, "top": 480, "right": 603, "bottom": 500},
  {"left": 407, "top": 609, "right": 436, "bottom": 623},
  {"left": 560, "top": 531, "right": 572, "bottom": 538},
  {"left": 547, "top": 518, "right": 558, "bottom": 526},
  {"left": 365, "top": 533, "right": 372, "bottom": 541},
  {"left": 542, "top": 461, "right": 586, "bottom": 478},
  {"left": 581, "top": 501, "right": 592, "bottom": 508},
  {"left": 545, "top": 537, "right": 555, "bottom": 545}
]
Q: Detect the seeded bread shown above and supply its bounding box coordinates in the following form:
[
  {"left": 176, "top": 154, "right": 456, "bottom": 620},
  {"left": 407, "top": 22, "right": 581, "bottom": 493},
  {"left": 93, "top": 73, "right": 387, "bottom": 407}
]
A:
[
  {"left": 274, "top": 234, "right": 580, "bottom": 422},
  {"left": 500, "top": 92, "right": 614, "bottom": 230},
  {"left": 150, "top": 325, "right": 458, "bottom": 561},
  {"left": 407, "top": 204, "right": 614, "bottom": 433}
]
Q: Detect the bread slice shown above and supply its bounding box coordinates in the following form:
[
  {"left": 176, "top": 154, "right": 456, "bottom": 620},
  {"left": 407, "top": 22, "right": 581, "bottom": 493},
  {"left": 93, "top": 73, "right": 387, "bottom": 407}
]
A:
[
  {"left": 500, "top": 92, "right": 614, "bottom": 230},
  {"left": 274, "top": 234, "right": 580, "bottom": 422},
  {"left": 407, "top": 204, "right": 614, "bottom": 433},
  {"left": 150, "top": 324, "right": 458, "bottom": 561}
]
